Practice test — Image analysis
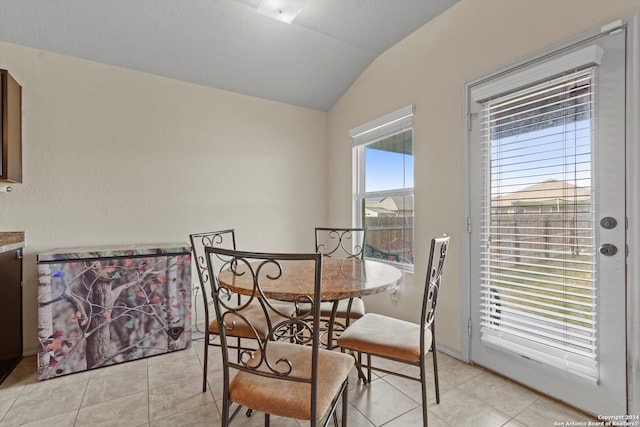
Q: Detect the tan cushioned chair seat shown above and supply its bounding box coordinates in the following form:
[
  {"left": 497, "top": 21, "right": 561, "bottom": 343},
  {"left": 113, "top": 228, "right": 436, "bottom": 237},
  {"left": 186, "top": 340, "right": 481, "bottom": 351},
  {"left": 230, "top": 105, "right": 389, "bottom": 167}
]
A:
[
  {"left": 209, "top": 301, "right": 293, "bottom": 339},
  {"left": 337, "top": 313, "right": 432, "bottom": 363},
  {"left": 319, "top": 298, "right": 365, "bottom": 319},
  {"left": 229, "top": 341, "right": 354, "bottom": 421}
]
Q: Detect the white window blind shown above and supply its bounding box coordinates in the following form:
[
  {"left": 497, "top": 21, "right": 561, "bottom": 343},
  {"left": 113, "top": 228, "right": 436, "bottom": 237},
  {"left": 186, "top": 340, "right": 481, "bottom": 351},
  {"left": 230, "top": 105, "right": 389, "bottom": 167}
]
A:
[
  {"left": 471, "top": 44, "right": 603, "bottom": 103},
  {"left": 479, "top": 68, "right": 598, "bottom": 381}
]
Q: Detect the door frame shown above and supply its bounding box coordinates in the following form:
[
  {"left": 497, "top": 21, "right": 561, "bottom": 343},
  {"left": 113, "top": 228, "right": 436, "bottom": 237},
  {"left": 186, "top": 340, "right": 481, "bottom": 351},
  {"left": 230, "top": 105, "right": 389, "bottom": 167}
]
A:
[{"left": 461, "top": 13, "right": 640, "bottom": 415}]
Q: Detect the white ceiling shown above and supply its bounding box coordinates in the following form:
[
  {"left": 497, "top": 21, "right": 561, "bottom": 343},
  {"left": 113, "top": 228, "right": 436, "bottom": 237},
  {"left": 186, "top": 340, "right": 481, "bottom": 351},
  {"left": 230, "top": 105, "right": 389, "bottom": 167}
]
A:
[{"left": 0, "top": 0, "right": 459, "bottom": 111}]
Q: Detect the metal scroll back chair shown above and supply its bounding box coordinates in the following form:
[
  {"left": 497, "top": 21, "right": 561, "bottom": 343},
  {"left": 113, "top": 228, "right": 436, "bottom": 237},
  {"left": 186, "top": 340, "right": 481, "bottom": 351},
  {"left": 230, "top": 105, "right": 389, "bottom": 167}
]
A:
[
  {"left": 189, "top": 229, "right": 290, "bottom": 393},
  {"left": 314, "top": 227, "right": 367, "bottom": 349},
  {"left": 337, "top": 235, "right": 450, "bottom": 427},
  {"left": 314, "top": 227, "right": 367, "bottom": 321},
  {"left": 206, "top": 247, "right": 354, "bottom": 427}
]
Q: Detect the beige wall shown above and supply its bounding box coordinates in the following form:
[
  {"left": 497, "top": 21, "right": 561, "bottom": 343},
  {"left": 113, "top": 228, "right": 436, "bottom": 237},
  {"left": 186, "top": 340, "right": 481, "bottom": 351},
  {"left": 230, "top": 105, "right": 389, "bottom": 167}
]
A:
[
  {"left": 0, "top": 41, "right": 329, "bottom": 354},
  {"left": 4, "top": 0, "right": 640, "bottom": 358},
  {"left": 328, "top": 0, "right": 640, "bottom": 353}
]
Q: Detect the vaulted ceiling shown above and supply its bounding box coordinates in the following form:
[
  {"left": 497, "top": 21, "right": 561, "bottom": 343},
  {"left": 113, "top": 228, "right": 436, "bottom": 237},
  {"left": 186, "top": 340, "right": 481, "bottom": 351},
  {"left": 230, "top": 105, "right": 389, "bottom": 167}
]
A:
[{"left": 0, "top": 0, "right": 459, "bottom": 111}]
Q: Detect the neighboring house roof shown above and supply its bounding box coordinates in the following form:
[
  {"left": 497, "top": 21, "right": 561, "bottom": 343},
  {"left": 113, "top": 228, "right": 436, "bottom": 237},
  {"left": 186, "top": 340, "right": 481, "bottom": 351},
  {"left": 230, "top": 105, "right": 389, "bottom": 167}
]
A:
[
  {"left": 493, "top": 178, "right": 591, "bottom": 207},
  {"left": 364, "top": 195, "right": 414, "bottom": 216},
  {"left": 365, "top": 196, "right": 398, "bottom": 216},
  {"left": 391, "top": 195, "right": 414, "bottom": 212}
]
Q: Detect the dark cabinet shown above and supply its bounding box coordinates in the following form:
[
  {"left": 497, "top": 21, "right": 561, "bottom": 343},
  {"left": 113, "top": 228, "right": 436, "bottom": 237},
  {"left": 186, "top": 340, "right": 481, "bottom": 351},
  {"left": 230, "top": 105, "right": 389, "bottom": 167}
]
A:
[
  {"left": 0, "top": 69, "right": 22, "bottom": 183},
  {"left": 0, "top": 247, "right": 23, "bottom": 383}
]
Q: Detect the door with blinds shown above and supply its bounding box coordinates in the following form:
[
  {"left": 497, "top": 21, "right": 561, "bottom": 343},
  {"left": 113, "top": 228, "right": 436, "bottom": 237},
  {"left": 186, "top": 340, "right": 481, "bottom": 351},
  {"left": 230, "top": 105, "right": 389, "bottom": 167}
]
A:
[{"left": 466, "top": 26, "right": 627, "bottom": 415}]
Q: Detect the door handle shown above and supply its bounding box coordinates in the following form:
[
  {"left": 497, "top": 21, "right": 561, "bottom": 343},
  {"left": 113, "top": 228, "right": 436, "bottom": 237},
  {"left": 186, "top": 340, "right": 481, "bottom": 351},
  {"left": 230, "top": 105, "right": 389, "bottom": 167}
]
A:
[{"left": 599, "top": 244, "right": 618, "bottom": 256}]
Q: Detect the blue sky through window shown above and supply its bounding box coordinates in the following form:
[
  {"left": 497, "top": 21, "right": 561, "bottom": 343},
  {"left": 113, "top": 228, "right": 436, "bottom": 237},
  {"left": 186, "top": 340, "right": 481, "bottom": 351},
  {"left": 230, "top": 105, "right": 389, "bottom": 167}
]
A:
[
  {"left": 490, "top": 121, "right": 591, "bottom": 197},
  {"left": 365, "top": 148, "right": 414, "bottom": 192}
]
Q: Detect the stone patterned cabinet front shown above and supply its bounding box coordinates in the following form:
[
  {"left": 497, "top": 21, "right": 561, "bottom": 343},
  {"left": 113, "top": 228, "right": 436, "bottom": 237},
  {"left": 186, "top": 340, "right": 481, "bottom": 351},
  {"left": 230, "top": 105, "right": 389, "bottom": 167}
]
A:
[{"left": 36, "top": 244, "right": 192, "bottom": 380}]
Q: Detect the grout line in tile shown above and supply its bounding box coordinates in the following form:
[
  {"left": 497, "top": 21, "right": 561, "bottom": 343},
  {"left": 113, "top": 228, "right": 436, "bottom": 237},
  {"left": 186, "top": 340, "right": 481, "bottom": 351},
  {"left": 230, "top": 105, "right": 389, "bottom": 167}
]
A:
[
  {"left": 146, "top": 358, "right": 151, "bottom": 427},
  {"left": 72, "top": 375, "right": 90, "bottom": 427},
  {"left": 510, "top": 393, "right": 542, "bottom": 420}
]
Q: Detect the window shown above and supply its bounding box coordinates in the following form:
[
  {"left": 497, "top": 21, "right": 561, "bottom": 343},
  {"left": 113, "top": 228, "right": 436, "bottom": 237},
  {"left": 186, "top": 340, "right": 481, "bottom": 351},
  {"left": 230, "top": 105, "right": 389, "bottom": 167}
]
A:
[{"left": 351, "top": 105, "right": 414, "bottom": 267}]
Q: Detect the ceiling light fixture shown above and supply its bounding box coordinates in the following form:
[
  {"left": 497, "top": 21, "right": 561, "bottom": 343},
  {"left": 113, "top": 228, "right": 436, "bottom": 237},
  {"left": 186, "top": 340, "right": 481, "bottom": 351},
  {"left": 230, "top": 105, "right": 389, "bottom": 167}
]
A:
[{"left": 256, "top": 0, "right": 305, "bottom": 24}]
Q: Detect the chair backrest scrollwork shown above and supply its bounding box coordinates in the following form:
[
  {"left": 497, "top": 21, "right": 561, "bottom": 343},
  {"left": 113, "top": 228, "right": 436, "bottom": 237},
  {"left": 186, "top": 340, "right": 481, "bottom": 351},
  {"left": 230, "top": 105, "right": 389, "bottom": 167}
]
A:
[
  {"left": 421, "top": 235, "right": 450, "bottom": 334},
  {"left": 315, "top": 227, "right": 367, "bottom": 260},
  {"left": 205, "top": 247, "right": 323, "bottom": 382},
  {"left": 189, "top": 229, "right": 237, "bottom": 318}
]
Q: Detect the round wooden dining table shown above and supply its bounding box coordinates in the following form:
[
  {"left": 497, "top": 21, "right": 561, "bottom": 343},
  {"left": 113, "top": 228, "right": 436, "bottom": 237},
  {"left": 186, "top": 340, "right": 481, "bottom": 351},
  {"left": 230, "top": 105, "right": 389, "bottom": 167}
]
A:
[
  {"left": 217, "top": 257, "right": 403, "bottom": 303},
  {"left": 217, "top": 257, "right": 402, "bottom": 351}
]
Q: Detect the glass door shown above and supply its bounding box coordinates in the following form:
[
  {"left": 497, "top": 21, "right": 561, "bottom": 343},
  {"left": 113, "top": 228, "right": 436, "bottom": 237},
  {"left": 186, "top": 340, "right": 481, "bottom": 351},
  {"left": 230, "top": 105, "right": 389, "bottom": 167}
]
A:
[{"left": 467, "top": 27, "right": 627, "bottom": 415}]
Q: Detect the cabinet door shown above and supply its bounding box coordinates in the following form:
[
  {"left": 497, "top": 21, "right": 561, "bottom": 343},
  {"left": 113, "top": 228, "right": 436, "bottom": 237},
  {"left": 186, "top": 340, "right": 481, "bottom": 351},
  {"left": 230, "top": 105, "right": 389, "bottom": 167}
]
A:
[
  {"left": 1, "top": 69, "right": 23, "bottom": 183},
  {"left": 0, "top": 249, "right": 23, "bottom": 382}
]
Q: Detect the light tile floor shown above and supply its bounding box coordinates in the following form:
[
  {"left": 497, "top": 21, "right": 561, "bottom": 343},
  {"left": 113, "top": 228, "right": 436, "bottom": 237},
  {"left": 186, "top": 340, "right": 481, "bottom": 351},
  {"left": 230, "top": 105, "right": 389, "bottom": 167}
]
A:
[{"left": 0, "top": 339, "right": 596, "bottom": 426}]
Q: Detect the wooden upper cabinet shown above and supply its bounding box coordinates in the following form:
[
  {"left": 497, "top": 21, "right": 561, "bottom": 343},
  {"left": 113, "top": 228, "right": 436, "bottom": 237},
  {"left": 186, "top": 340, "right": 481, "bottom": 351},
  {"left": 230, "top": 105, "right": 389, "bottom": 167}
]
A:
[{"left": 1, "top": 69, "right": 22, "bottom": 183}]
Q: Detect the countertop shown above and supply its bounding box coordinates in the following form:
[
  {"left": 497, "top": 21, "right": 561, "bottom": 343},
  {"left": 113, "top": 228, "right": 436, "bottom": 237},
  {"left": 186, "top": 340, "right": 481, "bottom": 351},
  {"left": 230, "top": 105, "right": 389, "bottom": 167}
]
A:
[{"left": 0, "top": 231, "right": 25, "bottom": 253}]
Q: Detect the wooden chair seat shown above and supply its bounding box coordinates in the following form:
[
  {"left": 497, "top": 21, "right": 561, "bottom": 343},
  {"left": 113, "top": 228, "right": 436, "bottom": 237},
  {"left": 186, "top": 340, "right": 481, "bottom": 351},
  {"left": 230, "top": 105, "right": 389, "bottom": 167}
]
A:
[
  {"left": 230, "top": 341, "right": 354, "bottom": 421},
  {"left": 337, "top": 313, "right": 431, "bottom": 362},
  {"left": 319, "top": 298, "right": 365, "bottom": 319},
  {"left": 208, "top": 301, "right": 294, "bottom": 339}
]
